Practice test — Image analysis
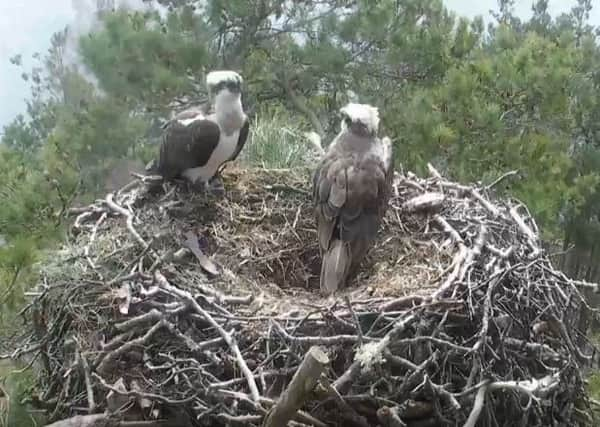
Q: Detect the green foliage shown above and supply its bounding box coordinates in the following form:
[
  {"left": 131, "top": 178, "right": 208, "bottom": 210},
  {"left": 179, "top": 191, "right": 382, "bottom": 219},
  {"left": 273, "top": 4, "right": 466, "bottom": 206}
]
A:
[
  {"left": 79, "top": 9, "right": 212, "bottom": 112},
  {"left": 0, "top": 361, "right": 45, "bottom": 427},
  {"left": 241, "top": 106, "right": 312, "bottom": 169}
]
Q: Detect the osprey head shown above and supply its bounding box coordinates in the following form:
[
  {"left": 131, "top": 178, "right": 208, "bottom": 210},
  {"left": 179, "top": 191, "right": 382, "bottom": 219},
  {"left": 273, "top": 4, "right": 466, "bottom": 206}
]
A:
[
  {"left": 206, "top": 70, "right": 243, "bottom": 97},
  {"left": 339, "top": 103, "right": 380, "bottom": 137}
]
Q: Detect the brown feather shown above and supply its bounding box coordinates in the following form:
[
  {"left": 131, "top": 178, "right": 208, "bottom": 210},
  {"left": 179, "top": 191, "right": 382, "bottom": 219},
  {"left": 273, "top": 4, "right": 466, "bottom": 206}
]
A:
[
  {"left": 320, "top": 240, "right": 350, "bottom": 294},
  {"left": 313, "top": 131, "right": 394, "bottom": 294}
]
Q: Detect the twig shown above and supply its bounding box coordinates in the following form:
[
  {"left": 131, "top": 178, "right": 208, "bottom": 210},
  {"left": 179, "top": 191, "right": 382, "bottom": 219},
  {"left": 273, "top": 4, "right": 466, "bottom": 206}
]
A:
[
  {"left": 344, "top": 296, "right": 363, "bottom": 345},
  {"left": 273, "top": 321, "right": 372, "bottom": 345},
  {"left": 218, "top": 390, "right": 327, "bottom": 427},
  {"left": 463, "top": 383, "right": 487, "bottom": 427},
  {"left": 400, "top": 192, "right": 445, "bottom": 214},
  {"left": 43, "top": 414, "right": 112, "bottom": 427},
  {"left": 377, "top": 405, "right": 407, "bottom": 427},
  {"left": 319, "top": 378, "right": 369, "bottom": 427},
  {"left": 83, "top": 212, "right": 106, "bottom": 270},
  {"left": 464, "top": 372, "right": 561, "bottom": 426},
  {"left": 74, "top": 339, "right": 95, "bottom": 413},
  {"left": 334, "top": 314, "right": 416, "bottom": 393},
  {"left": 104, "top": 193, "right": 149, "bottom": 249},
  {"left": 155, "top": 270, "right": 261, "bottom": 402},
  {"left": 486, "top": 170, "right": 519, "bottom": 189},
  {"left": 218, "top": 413, "right": 263, "bottom": 425},
  {"left": 96, "top": 320, "right": 167, "bottom": 375},
  {"left": 93, "top": 373, "right": 198, "bottom": 404},
  {"left": 509, "top": 204, "right": 540, "bottom": 257}
]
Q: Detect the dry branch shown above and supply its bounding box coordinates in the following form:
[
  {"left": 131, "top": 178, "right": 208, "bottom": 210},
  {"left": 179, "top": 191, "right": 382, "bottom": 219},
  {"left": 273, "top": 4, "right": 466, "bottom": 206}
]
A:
[
  {"left": 263, "top": 346, "right": 329, "bottom": 427},
  {"left": 154, "top": 270, "right": 261, "bottom": 402},
  {"left": 376, "top": 406, "right": 406, "bottom": 427}
]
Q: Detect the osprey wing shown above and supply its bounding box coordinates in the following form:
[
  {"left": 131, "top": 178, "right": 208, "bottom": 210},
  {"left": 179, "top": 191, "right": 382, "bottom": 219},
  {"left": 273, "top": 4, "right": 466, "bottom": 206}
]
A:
[
  {"left": 161, "top": 104, "right": 211, "bottom": 130},
  {"left": 314, "top": 155, "right": 389, "bottom": 247},
  {"left": 157, "top": 119, "right": 220, "bottom": 180},
  {"left": 228, "top": 117, "right": 250, "bottom": 163}
]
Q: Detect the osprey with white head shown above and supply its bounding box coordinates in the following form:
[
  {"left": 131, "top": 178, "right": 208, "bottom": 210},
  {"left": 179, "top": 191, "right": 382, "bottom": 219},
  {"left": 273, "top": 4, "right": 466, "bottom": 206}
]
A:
[
  {"left": 313, "top": 102, "right": 394, "bottom": 294},
  {"left": 149, "top": 70, "right": 250, "bottom": 194}
]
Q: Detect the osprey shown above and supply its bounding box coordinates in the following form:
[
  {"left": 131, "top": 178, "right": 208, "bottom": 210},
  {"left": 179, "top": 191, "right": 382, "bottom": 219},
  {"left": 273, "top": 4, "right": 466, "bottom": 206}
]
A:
[
  {"left": 149, "top": 70, "right": 250, "bottom": 193},
  {"left": 312, "top": 103, "right": 394, "bottom": 294}
]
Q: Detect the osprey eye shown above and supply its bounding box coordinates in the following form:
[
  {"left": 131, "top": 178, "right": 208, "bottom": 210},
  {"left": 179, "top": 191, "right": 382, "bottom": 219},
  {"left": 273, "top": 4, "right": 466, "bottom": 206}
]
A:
[{"left": 344, "top": 117, "right": 352, "bottom": 126}]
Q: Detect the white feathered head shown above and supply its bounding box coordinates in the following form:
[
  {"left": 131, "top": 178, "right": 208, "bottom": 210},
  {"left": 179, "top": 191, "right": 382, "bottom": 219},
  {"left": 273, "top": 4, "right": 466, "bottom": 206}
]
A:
[
  {"left": 206, "top": 70, "right": 243, "bottom": 95},
  {"left": 339, "top": 103, "right": 380, "bottom": 136}
]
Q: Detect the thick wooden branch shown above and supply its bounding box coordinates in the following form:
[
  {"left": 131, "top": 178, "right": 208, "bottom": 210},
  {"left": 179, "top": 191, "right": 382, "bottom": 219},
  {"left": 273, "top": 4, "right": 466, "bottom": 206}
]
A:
[
  {"left": 263, "top": 346, "right": 329, "bottom": 427},
  {"left": 280, "top": 76, "right": 325, "bottom": 138},
  {"left": 401, "top": 192, "right": 445, "bottom": 214}
]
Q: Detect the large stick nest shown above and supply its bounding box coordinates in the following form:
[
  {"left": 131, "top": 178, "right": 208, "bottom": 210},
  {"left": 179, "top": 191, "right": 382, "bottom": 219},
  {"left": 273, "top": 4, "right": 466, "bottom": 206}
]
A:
[{"left": 5, "top": 165, "right": 598, "bottom": 427}]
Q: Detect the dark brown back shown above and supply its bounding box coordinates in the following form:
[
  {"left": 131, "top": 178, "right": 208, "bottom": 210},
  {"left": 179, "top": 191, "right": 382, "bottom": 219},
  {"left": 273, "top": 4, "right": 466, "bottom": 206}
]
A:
[{"left": 312, "top": 132, "right": 394, "bottom": 261}]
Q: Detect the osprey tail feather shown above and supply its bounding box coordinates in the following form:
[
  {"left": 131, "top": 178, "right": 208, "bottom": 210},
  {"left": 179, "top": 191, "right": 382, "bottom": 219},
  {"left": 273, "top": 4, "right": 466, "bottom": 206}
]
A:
[{"left": 320, "top": 239, "right": 351, "bottom": 294}]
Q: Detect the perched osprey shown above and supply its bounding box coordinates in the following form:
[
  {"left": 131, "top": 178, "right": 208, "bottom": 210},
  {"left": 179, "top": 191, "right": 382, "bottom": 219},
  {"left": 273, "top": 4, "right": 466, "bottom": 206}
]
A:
[
  {"left": 149, "top": 70, "right": 250, "bottom": 193},
  {"left": 312, "top": 103, "right": 394, "bottom": 294}
]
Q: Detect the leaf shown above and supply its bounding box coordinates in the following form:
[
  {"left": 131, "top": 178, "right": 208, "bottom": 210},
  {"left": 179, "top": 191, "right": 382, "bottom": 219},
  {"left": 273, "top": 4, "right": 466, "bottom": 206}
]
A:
[{"left": 184, "top": 231, "right": 219, "bottom": 276}]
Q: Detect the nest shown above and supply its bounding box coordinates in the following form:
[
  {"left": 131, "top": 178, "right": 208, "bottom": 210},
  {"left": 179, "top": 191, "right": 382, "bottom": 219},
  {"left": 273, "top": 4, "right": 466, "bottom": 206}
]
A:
[{"left": 6, "top": 165, "right": 598, "bottom": 427}]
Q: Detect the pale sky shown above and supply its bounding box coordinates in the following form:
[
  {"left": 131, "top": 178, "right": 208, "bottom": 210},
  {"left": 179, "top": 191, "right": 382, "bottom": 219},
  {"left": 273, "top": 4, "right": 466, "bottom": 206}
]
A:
[{"left": 0, "top": 1, "right": 599, "bottom": 130}]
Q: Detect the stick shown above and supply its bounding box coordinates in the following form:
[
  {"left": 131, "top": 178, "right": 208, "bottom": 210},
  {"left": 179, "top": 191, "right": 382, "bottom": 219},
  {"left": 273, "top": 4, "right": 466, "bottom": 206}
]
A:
[
  {"left": 463, "top": 384, "right": 487, "bottom": 427},
  {"left": 104, "top": 193, "right": 149, "bottom": 249},
  {"left": 344, "top": 296, "right": 363, "bottom": 344},
  {"left": 43, "top": 414, "right": 110, "bottom": 427},
  {"left": 93, "top": 373, "right": 197, "bottom": 404},
  {"left": 509, "top": 205, "right": 540, "bottom": 258},
  {"left": 274, "top": 321, "right": 373, "bottom": 345},
  {"left": 218, "top": 390, "right": 328, "bottom": 427},
  {"left": 83, "top": 212, "right": 106, "bottom": 270},
  {"left": 263, "top": 346, "right": 329, "bottom": 427},
  {"left": 319, "top": 378, "right": 369, "bottom": 427},
  {"left": 426, "top": 163, "right": 443, "bottom": 179},
  {"left": 75, "top": 342, "right": 95, "bottom": 413},
  {"left": 377, "top": 406, "right": 407, "bottom": 427},
  {"left": 155, "top": 270, "right": 261, "bottom": 402},
  {"left": 401, "top": 192, "right": 445, "bottom": 214},
  {"left": 464, "top": 372, "right": 560, "bottom": 427},
  {"left": 96, "top": 320, "right": 167, "bottom": 375},
  {"left": 333, "top": 314, "right": 416, "bottom": 394},
  {"left": 486, "top": 169, "right": 518, "bottom": 189}
]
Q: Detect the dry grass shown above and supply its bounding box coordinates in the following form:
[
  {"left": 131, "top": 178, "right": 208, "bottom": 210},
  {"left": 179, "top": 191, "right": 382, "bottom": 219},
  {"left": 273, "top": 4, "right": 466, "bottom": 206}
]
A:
[{"left": 67, "top": 166, "right": 444, "bottom": 315}]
